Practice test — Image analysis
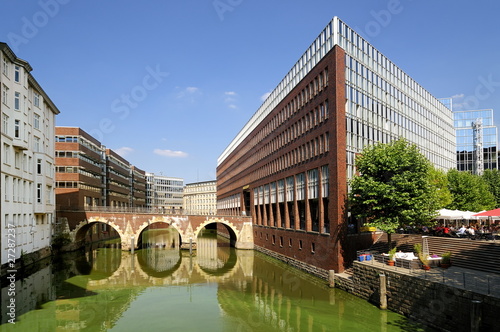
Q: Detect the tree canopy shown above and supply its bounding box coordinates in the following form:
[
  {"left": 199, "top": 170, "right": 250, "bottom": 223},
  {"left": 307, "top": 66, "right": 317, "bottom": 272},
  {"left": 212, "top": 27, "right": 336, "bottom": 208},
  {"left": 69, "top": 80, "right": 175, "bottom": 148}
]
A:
[
  {"left": 482, "top": 169, "right": 500, "bottom": 208},
  {"left": 446, "top": 169, "right": 495, "bottom": 211},
  {"left": 349, "top": 138, "right": 439, "bottom": 238}
]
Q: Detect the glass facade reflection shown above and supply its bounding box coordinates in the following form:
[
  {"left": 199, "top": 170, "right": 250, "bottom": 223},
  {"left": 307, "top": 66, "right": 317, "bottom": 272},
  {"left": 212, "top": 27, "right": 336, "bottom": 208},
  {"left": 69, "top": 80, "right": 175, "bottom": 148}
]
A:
[{"left": 454, "top": 109, "right": 498, "bottom": 173}]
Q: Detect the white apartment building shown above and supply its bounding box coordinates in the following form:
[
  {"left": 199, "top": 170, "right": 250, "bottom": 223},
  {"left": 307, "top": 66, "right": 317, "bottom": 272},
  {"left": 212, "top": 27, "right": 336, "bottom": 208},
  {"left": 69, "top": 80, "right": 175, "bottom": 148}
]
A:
[
  {"left": 1, "top": 42, "right": 60, "bottom": 266},
  {"left": 146, "top": 173, "right": 184, "bottom": 213},
  {"left": 183, "top": 180, "right": 217, "bottom": 215}
]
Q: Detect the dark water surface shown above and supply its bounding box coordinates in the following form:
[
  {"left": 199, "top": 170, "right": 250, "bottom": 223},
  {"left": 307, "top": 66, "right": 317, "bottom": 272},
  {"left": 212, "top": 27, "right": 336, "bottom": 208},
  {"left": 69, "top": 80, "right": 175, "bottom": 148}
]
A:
[{"left": 1, "top": 229, "right": 432, "bottom": 331}]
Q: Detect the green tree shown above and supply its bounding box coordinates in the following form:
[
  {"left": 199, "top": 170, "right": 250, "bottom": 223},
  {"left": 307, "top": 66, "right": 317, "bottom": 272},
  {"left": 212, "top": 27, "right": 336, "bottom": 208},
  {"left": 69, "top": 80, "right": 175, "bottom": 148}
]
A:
[
  {"left": 482, "top": 169, "right": 500, "bottom": 207},
  {"left": 349, "top": 138, "right": 439, "bottom": 249},
  {"left": 429, "top": 168, "right": 452, "bottom": 209},
  {"left": 446, "top": 169, "right": 495, "bottom": 211}
]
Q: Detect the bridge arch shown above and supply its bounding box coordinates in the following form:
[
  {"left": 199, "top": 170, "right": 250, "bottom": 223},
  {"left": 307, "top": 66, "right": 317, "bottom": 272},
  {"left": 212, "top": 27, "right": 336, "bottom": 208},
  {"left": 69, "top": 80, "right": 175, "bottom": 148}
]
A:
[
  {"left": 133, "top": 216, "right": 184, "bottom": 248},
  {"left": 193, "top": 217, "right": 239, "bottom": 246},
  {"left": 73, "top": 217, "right": 125, "bottom": 244}
]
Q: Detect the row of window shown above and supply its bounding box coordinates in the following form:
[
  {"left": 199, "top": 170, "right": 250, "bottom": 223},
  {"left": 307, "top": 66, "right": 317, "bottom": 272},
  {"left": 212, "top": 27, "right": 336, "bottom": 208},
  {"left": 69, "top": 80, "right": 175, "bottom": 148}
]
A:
[
  {"left": 4, "top": 175, "right": 51, "bottom": 204},
  {"left": 2, "top": 58, "right": 23, "bottom": 83},
  {"left": 248, "top": 133, "right": 330, "bottom": 183},
  {"left": 2, "top": 146, "right": 53, "bottom": 176},
  {"left": 249, "top": 69, "right": 329, "bottom": 154}
]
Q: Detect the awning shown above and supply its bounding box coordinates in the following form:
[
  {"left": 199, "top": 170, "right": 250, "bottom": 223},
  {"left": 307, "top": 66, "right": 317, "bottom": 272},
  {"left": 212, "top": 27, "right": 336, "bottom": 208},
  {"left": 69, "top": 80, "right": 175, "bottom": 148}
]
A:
[{"left": 472, "top": 208, "right": 500, "bottom": 218}]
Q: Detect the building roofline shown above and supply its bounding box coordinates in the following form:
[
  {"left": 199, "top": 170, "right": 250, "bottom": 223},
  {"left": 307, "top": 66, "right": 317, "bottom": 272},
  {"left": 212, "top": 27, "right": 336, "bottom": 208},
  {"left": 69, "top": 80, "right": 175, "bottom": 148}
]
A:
[{"left": 1, "top": 42, "right": 60, "bottom": 115}]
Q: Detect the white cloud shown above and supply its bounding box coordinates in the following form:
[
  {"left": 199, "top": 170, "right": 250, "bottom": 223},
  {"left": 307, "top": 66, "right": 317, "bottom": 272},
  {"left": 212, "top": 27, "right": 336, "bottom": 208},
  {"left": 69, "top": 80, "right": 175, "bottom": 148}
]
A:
[
  {"left": 223, "top": 91, "right": 238, "bottom": 109},
  {"left": 186, "top": 86, "right": 199, "bottom": 94},
  {"left": 176, "top": 86, "right": 201, "bottom": 99},
  {"left": 260, "top": 91, "right": 271, "bottom": 102},
  {"left": 114, "top": 147, "right": 134, "bottom": 157},
  {"left": 451, "top": 93, "right": 465, "bottom": 99},
  {"left": 154, "top": 149, "right": 188, "bottom": 158}
]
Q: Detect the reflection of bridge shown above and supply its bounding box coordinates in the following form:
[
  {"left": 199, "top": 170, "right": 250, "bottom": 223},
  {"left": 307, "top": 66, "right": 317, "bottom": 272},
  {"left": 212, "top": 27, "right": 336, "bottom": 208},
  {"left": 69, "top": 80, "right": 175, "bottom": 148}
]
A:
[
  {"left": 59, "top": 211, "right": 253, "bottom": 251},
  {"left": 84, "top": 248, "right": 255, "bottom": 288}
]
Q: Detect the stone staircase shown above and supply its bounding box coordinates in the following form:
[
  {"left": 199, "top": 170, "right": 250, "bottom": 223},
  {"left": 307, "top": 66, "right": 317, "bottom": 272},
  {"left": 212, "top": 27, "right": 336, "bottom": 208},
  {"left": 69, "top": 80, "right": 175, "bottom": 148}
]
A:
[{"left": 367, "top": 233, "right": 500, "bottom": 275}]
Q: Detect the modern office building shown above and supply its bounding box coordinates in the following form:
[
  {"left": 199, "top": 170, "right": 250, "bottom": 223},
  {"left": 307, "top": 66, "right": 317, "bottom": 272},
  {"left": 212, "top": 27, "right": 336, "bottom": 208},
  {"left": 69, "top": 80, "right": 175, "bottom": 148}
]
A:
[
  {"left": 55, "top": 127, "right": 105, "bottom": 210},
  {"left": 454, "top": 109, "right": 498, "bottom": 174},
  {"left": 55, "top": 127, "right": 147, "bottom": 212},
  {"left": 1, "top": 42, "right": 60, "bottom": 266},
  {"left": 216, "top": 17, "right": 455, "bottom": 273},
  {"left": 146, "top": 173, "right": 184, "bottom": 213},
  {"left": 184, "top": 180, "right": 217, "bottom": 215}
]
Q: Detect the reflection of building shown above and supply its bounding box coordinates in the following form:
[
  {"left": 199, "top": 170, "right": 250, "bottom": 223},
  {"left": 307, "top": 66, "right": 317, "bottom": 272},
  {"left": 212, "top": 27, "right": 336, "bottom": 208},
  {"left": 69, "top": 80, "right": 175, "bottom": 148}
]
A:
[
  {"left": 1, "top": 42, "right": 60, "bottom": 266},
  {"left": 216, "top": 17, "right": 455, "bottom": 273},
  {"left": 146, "top": 173, "right": 184, "bottom": 213},
  {"left": 183, "top": 180, "right": 217, "bottom": 215},
  {"left": 454, "top": 109, "right": 498, "bottom": 174}
]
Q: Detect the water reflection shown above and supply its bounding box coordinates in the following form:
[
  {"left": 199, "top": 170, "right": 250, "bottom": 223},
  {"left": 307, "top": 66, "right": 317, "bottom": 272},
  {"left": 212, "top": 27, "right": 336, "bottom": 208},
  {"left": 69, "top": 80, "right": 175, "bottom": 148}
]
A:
[{"left": 0, "top": 229, "right": 431, "bottom": 331}]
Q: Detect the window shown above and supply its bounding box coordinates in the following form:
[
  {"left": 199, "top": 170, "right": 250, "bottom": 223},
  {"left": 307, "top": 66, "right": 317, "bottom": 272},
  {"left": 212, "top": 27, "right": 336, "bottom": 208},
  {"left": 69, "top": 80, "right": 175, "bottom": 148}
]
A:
[
  {"left": 37, "top": 159, "right": 42, "bottom": 174},
  {"left": 34, "top": 93, "right": 40, "bottom": 107},
  {"left": 14, "top": 119, "right": 20, "bottom": 138},
  {"left": 14, "top": 92, "right": 20, "bottom": 110},
  {"left": 2, "top": 58, "right": 8, "bottom": 76},
  {"left": 3, "top": 143, "right": 10, "bottom": 164},
  {"left": 2, "top": 84, "right": 8, "bottom": 105},
  {"left": 34, "top": 136, "right": 40, "bottom": 152},
  {"left": 37, "top": 183, "right": 42, "bottom": 203},
  {"left": 14, "top": 65, "right": 20, "bottom": 83},
  {"left": 34, "top": 113, "right": 40, "bottom": 129},
  {"left": 2, "top": 113, "right": 8, "bottom": 135}
]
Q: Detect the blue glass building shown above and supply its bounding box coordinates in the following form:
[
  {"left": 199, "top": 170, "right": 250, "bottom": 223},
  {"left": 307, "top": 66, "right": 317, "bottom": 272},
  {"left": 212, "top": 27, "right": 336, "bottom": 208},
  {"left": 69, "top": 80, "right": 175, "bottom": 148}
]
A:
[{"left": 454, "top": 108, "right": 498, "bottom": 173}]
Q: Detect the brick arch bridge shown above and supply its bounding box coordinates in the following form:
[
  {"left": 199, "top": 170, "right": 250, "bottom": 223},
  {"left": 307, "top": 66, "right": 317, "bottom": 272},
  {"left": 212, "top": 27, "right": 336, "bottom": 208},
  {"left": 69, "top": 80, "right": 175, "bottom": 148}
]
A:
[{"left": 63, "top": 211, "right": 254, "bottom": 251}]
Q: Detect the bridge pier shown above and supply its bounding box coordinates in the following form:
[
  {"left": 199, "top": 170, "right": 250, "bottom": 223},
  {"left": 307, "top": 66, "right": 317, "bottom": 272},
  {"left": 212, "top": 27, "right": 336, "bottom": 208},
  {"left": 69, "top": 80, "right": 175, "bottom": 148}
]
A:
[
  {"left": 234, "top": 221, "right": 254, "bottom": 249},
  {"left": 121, "top": 234, "right": 137, "bottom": 251}
]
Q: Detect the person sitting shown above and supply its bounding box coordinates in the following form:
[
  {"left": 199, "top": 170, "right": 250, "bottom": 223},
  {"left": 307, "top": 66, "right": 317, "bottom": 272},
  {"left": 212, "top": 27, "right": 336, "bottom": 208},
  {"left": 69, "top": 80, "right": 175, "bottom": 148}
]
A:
[
  {"left": 467, "top": 226, "right": 476, "bottom": 239},
  {"left": 456, "top": 225, "right": 467, "bottom": 237}
]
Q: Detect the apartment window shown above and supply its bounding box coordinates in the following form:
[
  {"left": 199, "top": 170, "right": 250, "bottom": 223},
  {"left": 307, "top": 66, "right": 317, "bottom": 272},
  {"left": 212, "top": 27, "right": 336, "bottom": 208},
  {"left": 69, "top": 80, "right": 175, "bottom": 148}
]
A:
[
  {"left": 14, "top": 119, "right": 20, "bottom": 138},
  {"left": 37, "top": 159, "right": 42, "bottom": 174},
  {"left": 34, "top": 93, "right": 40, "bottom": 107},
  {"left": 14, "top": 66, "right": 20, "bottom": 83},
  {"left": 37, "top": 183, "right": 42, "bottom": 203},
  {"left": 4, "top": 176, "right": 9, "bottom": 200},
  {"left": 14, "top": 92, "right": 20, "bottom": 110},
  {"left": 2, "top": 58, "right": 7, "bottom": 76},
  {"left": 14, "top": 151, "right": 20, "bottom": 168},
  {"left": 46, "top": 186, "right": 52, "bottom": 204},
  {"left": 34, "top": 136, "right": 40, "bottom": 152},
  {"left": 2, "top": 113, "right": 8, "bottom": 135},
  {"left": 2, "top": 84, "right": 8, "bottom": 105},
  {"left": 34, "top": 113, "right": 40, "bottom": 129},
  {"left": 3, "top": 143, "right": 10, "bottom": 164}
]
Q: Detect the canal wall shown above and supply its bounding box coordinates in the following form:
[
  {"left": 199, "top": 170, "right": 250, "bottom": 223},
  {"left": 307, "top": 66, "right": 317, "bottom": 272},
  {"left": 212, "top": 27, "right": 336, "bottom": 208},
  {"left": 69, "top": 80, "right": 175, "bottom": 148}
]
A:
[
  {"left": 334, "top": 262, "right": 500, "bottom": 332},
  {"left": 0, "top": 246, "right": 51, "bottom": 277},
  {"left": 255, "top": 245, "right": 330, "bottom": 280}
]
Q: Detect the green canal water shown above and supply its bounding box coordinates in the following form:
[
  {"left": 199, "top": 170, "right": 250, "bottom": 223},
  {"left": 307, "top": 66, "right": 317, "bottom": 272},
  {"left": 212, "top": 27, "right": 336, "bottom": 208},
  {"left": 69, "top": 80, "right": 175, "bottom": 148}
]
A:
[{"left": 1, "top": 229, "right": 433, "bottom": 331}]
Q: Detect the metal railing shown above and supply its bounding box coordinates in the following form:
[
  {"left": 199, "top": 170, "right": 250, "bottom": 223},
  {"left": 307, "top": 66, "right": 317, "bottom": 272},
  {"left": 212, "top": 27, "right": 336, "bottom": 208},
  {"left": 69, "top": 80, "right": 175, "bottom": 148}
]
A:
[{"left": 356, "top": 250, "right": 500, "bottom": 298}]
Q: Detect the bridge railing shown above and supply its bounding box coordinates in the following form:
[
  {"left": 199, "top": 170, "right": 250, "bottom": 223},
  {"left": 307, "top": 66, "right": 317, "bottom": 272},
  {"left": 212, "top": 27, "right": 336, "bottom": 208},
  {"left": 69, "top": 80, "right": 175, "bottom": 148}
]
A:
[{"left": 57, "top": 205, "right": 251, "bottom": 218}]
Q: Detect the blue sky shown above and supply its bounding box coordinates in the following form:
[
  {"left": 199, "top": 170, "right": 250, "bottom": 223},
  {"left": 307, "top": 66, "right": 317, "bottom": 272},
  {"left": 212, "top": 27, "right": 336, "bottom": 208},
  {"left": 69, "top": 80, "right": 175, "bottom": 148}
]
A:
[{"left": 1, "top": 0, "right": 499, "bottom": 184}]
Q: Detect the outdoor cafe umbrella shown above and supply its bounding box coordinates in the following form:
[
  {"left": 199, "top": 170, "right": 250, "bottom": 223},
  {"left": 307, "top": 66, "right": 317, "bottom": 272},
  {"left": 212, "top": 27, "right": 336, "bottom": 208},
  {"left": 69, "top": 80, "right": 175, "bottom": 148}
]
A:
[{"left": 472, "top": 208, "right": 500, "bottom": 225}]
